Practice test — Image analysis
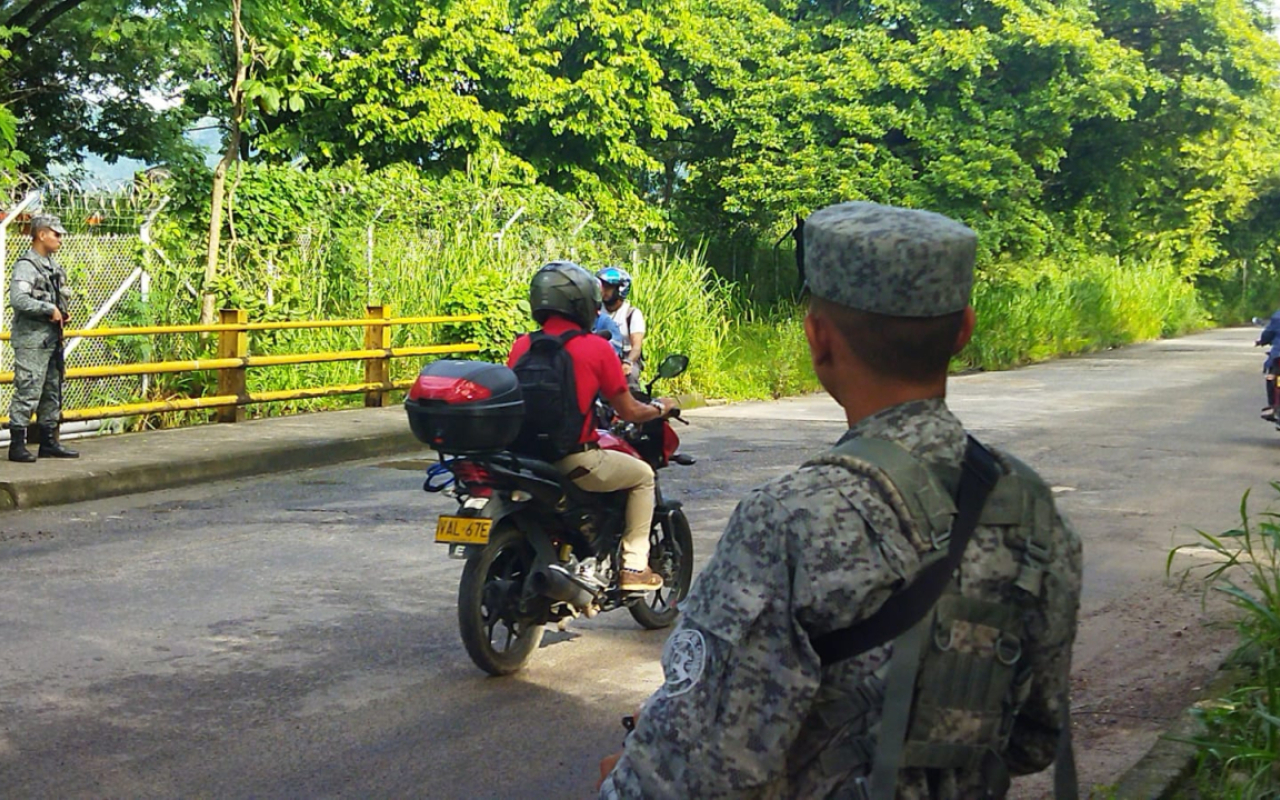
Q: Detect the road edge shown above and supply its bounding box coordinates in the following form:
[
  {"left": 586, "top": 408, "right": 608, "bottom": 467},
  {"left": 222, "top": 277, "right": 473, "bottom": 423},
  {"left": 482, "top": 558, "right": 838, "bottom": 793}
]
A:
[{"left": 0, "top": 427, "right": 419, "bottom": 512}]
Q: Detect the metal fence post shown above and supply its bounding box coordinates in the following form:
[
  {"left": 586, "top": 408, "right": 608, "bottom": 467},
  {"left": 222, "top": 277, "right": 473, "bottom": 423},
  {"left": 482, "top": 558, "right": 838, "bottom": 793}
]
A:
[
  {"left": 217, "top": 308, "right": 247, "bottom": 423},
  {"left": 364, "top": 304, "right": 391, "bottom": 407}
]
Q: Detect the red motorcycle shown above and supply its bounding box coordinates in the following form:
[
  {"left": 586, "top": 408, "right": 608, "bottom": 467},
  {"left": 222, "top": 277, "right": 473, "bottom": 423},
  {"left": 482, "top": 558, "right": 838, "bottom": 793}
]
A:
[{"left": 406, "top": 354, "right": 696, "bottom": 675}]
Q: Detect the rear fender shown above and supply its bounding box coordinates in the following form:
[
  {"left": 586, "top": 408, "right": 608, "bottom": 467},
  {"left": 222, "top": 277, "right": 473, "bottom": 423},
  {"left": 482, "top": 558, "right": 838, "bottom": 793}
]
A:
[
  {"left": 442, "top": 494, "right": 532, "bottom": 560},
  {"left": 452, "top": 500, "right": 560, "bottom": 568}
]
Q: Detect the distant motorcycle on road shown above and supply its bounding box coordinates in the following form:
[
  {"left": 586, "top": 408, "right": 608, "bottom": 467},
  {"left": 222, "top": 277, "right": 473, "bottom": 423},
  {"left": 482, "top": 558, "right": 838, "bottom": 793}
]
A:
[
  {"left": 405, "top": 354, "right": 697, "bottom": 675},
  {"left": 1253, "top": 315, "right": 1280, "bottom": 426}
]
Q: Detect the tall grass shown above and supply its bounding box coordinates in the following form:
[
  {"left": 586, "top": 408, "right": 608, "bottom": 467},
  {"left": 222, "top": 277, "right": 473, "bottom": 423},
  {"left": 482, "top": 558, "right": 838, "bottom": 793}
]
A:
[
  {"left": 131, "top": 216, "right": 1219, "bottom": 421},
  {"left": 1168, "top": 485, "right": 1280, "bottom": 799},
  {"left": 710, "top": 301, "right": 822, "bottom": 400},
  {"left": 961, "top": 255, "right": 1207, "bottom": 371},
  {"left": 626, "top": 248, "right": 732, "bottom": 397}
]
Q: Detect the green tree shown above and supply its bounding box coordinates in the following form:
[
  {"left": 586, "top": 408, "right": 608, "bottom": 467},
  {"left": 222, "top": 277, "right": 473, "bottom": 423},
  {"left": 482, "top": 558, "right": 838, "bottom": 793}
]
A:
[
  {"left": 258, "top": 0, "right": 706, "bottom": 234},
  {"left": 682, "top": 0, "right": 1149, "bottom": 257},
  {"left": 1051, "top": 0, "right": 1280, "bottom": 274},
  {"left": 0, "top": 0, "right": 206, "bottom": 171}
]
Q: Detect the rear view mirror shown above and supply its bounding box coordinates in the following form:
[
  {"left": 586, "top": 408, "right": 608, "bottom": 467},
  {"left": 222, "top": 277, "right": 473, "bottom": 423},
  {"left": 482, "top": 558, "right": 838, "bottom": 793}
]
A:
[{"left": 657, "top": 354, "right": 689, "bottom": 379}]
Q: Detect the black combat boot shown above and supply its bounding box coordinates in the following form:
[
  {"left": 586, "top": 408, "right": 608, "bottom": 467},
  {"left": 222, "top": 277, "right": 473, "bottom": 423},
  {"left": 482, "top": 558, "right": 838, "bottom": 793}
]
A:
[
  {"left": 7, "top": 427, "right": 37, "bottom": 463},
  {"left": 37, "top": 424, "right": 79, "bottom": 459}
]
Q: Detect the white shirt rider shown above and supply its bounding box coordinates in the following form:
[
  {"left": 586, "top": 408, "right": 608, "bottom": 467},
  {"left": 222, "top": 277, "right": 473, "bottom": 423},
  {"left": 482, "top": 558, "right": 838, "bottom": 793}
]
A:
[{"left": 607, "top": 300, "right": 645, "bottom": 372}]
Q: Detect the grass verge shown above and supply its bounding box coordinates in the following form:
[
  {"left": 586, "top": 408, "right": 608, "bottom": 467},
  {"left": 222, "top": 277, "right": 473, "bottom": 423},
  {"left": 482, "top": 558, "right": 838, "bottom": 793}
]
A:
[{"left": 1167, "top": 485, "right": 1280, "bottom": 799}]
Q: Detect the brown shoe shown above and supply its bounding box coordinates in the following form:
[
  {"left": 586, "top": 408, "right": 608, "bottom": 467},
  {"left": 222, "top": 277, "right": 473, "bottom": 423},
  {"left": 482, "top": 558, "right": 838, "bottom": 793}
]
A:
[{"left": 620, "top": 567, "right": 664, "bottom": 591}]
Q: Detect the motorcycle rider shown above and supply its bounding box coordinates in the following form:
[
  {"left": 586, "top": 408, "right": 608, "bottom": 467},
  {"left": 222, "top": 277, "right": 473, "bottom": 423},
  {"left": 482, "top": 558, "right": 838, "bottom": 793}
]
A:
[
  {"left": 508, "top": 261, "right": 678, "bottom": 591},
  {"left": 1259, "top": 309, "right": 1280, "bottom": 421},
  {"left": 597, "top": 266, "right": 646, "bottom": 385}
]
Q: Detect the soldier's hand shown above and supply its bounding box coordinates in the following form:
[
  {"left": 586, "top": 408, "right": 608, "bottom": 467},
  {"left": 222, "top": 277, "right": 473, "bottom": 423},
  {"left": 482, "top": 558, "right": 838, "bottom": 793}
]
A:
[
  {"left": 597, "top": 703, "right": 644, "bottom": 789},
  {"left": 50, "top": 307, "right": 64, "bottom": 323},
  {"left": 597, "top": 751, "right": 623, "bottom": 789}
]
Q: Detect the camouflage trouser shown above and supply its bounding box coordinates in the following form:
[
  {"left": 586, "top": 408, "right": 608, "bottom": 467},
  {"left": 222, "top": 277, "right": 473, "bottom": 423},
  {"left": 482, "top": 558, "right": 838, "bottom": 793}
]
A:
[{"left": 8, "top": 347, "right": 62, "bottom": 429}]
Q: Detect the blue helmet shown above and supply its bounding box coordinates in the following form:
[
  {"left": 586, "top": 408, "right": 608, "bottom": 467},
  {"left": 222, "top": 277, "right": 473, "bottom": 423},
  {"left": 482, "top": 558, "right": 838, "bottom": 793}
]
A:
[{"left": 596, "top": 266, "right": 632, "bottom": 301}]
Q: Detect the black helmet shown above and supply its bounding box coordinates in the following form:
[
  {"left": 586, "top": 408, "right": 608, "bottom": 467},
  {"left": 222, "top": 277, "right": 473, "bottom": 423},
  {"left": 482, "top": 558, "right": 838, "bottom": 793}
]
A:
[{"left": 529, "top": 261, "right": 601, "bottom": 329}]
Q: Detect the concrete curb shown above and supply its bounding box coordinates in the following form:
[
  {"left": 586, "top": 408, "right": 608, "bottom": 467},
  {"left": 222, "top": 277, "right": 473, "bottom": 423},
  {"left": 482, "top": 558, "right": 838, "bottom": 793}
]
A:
[
  {"left": 0, "top": 407, "right": 422, "bottom": 512},
  {"left": 1112, "top": 663, "right": 1244, "bottom": 799},
  {"left": 0, "top": 396, "right": 723, "bottom": 514}
]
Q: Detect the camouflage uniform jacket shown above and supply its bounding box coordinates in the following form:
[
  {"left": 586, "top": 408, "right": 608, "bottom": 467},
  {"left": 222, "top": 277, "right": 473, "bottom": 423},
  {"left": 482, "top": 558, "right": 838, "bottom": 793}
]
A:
[
  {"left": 9, "top": 247, "right": 69, "bottom": 350},
  {"left": 600, "top": 398, "right": 1083, "bottom": 799}
]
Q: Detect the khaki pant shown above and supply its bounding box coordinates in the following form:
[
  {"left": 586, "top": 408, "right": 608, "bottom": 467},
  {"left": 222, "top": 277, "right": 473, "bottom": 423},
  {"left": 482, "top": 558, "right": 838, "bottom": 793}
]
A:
[{"left": 555, "top": 447, "right": 655, "bottom": 572}]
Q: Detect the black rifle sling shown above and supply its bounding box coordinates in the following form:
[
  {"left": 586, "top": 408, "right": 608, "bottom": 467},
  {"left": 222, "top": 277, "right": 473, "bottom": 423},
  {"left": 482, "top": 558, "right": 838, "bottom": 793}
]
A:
[{"left": 811, "top": 436, "right": 1003, "bottom": 665}]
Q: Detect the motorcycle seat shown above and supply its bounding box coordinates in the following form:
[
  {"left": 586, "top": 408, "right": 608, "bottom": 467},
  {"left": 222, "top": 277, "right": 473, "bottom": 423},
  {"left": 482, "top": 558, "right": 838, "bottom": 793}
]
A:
[
  {"left": 502, "top": 453, "right": 565, "bottom": 485},
  {"left": 501, "top": 453, "right": 628, "bottom": 510}
]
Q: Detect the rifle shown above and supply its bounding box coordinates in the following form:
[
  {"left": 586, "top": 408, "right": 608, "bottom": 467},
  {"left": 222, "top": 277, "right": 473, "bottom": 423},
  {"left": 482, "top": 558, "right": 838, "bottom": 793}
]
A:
[{"left": 51, "top": 270, "right": 66, "bottom": 379}]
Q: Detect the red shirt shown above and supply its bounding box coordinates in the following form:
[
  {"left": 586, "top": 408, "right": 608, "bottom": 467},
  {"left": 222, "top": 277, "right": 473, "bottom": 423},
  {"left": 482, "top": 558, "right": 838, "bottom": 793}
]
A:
[{"left": 507, "top": 315, "right": 628, "bottom": 444}]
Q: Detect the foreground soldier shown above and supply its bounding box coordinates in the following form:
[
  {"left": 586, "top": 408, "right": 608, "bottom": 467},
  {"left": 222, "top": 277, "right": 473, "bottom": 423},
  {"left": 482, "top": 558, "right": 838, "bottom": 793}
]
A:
[
  {"left": 7, "top": 214, "right": 78, "bottom": 462},
  {"left": 598, "top": 202, "right": 1083, "bottom": 798}
]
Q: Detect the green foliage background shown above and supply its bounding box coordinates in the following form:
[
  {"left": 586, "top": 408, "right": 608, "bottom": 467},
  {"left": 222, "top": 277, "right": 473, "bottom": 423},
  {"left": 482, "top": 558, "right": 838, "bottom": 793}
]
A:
[
  {"left": 8, "top": 0, "right": 1280, "bottom": 422},
  {"left": 96, "top": 158, "right": 1238, "bottom": 428}
]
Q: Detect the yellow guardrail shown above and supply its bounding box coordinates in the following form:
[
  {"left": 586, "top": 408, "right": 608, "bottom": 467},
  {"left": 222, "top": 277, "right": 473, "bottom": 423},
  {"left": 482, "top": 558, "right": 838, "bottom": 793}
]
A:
[{"left": 0, "top": 305, "right": 482, "bottom": 424}]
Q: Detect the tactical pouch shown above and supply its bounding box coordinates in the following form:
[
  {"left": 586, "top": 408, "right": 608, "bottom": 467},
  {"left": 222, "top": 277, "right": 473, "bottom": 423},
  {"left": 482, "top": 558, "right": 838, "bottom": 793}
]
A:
[{"left": 901, "top": 593, "right": 1024, "bottom": 771}]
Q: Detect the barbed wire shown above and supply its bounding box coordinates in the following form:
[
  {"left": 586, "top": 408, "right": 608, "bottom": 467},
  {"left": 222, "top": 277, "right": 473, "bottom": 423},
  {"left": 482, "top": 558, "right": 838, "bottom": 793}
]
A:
[{"left": 0, "top": 169, "right": 169, "bottom": 233}]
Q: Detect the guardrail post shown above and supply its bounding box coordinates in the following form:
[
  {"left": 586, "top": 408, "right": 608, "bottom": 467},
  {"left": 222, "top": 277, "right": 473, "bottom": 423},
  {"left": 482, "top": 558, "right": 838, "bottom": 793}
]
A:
[
  {"left": 217, "top": 308, "right": 247, "bottom": 423},
  {"left": 364, "top": 304, "right": 391, "bottom": 407}
]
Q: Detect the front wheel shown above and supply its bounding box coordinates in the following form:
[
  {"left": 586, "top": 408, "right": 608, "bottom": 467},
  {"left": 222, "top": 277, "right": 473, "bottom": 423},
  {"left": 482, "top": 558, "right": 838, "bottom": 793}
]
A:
[
  {"left": 457, "top": 524, "right": 545, "bottom": 675},
  {"left": 629, "top": 508, "right": 695, "bottom": 630}
]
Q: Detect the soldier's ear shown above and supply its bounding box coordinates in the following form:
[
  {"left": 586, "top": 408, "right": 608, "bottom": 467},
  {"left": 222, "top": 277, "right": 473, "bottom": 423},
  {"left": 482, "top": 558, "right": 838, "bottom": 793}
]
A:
[
  {"left": 952, "top": 306, "right": 976, "bottom": 355},
  {"left": 804, "top": 307, "right": 834, "bottom": 368}
]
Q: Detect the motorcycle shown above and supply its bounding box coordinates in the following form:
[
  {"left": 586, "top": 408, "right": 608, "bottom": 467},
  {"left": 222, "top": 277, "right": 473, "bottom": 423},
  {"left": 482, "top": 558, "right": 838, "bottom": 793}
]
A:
[
  {"left": 1254, "top": 316, "right": 1280, "bottom": 425},
  {"left": 405, "top": 353, "right": 697, "bottom": 675}
]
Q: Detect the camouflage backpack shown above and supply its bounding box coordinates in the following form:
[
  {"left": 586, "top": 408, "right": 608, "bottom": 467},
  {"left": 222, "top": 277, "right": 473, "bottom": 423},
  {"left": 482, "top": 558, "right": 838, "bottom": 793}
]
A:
[{"left": 800, "top": 436, "right": 1075, "bottom": 800}]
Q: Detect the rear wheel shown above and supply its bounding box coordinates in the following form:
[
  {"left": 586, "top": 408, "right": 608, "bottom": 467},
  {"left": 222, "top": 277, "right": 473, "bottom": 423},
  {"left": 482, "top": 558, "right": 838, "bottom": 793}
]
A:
[
  {"left": 629, "top": 508, "right": 695, "bottom": 630},
  {"left": 457, "top": 524, "right": 545, "bottom": 675}
]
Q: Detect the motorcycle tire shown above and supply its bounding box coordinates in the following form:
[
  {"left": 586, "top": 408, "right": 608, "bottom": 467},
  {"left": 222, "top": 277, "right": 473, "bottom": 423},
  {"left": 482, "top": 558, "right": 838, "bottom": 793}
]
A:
[
  {"left": 629, "top": 507, "right": 695, "bottom": 630},
  {"left": 457, "top": 524, "right": 545, "bottom": 675}
]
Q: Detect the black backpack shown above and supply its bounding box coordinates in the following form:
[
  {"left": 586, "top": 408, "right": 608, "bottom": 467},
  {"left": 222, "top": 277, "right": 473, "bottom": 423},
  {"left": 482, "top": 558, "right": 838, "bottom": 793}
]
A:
[{"left": 510, "top": 330, "right": 587, "bottom": 461}]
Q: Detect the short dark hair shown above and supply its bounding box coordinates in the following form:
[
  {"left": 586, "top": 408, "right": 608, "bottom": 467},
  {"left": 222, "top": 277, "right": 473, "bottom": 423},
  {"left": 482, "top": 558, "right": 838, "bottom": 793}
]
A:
[{"left": 810, "top": 296, "right": 965, "bottom": 382}]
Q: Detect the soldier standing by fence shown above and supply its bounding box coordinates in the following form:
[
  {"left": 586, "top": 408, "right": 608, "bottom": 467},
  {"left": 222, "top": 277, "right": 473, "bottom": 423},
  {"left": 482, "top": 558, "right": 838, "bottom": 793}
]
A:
[{"left": 7, "top": 214, "right": 79, "bottom": 462}]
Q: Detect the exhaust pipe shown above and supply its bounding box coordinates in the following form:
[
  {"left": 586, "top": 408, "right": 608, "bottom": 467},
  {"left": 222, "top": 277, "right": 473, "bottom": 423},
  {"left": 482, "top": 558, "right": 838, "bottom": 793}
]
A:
[{"left": 531, "top": 564, "right": 597, "bottom": 609}]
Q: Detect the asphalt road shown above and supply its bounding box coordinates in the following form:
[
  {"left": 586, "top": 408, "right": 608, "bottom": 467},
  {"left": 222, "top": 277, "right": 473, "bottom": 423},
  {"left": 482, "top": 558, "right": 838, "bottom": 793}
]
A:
[{"left": 0, "top": 327, "right": 1267, "bottom": 798}]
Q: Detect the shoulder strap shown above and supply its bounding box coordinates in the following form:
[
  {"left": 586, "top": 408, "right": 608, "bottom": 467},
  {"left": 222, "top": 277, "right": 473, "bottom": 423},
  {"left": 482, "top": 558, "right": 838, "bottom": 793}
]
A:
[
  {"left": 824, "top": 437, "right": 959, "bottom": 545},
  {"left": 810, "top": 436, "right": 1002, "bottom": 665},
  {"left": 11, "top": 255, "right": 38, "bottom": 275},
  {"left": 524, "top": 328, "right": 583, "bottom": 349}
]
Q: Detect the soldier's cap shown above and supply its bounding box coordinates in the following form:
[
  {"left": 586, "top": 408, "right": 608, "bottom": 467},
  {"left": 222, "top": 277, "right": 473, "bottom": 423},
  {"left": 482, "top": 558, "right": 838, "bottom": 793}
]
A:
[
  {"left": 30, "top": 214, "right": 66, "bottom": 235},
  {"left": 802, "top": 201, "right": 977, "bottom": 318}
]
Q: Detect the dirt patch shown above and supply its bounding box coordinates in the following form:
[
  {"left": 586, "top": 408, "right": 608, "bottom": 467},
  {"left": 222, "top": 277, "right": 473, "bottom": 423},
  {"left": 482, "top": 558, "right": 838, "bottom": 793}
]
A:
[{"left": 1014, "top": 578, "right": 1237, "bottom": 797}]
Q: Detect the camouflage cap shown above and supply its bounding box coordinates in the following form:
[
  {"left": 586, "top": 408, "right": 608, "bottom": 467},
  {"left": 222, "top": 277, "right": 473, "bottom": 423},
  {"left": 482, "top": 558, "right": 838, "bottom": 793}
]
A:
[
  {"left": 803, "top": 201, "right": 977, "bottom": 318},
  {"left": 30, "top": 214, "right": 66, "bottom": 235}
]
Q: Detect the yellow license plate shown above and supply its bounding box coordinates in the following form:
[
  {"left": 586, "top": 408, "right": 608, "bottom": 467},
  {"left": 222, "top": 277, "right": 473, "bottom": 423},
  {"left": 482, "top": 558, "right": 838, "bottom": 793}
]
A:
[{"left": 435, "top": 515, "right": 493, "bottom": 545}]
